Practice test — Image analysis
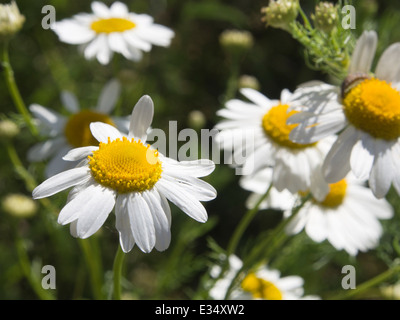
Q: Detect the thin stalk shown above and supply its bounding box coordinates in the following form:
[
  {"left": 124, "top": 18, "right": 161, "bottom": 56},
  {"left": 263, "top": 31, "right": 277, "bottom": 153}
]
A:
[
  {"left": 2, "top": 42, "right": 38, "bottom": 137},
  {"left": 330, "top": 263, "right": 400, "bottom": 300},
  {"left": 112, "top": 245, "right": 125, "bottom": 300}
]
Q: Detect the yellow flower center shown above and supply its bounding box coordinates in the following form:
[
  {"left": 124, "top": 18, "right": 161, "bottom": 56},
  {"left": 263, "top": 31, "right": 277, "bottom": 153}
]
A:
[
  {"left": 262, "top": 104, "right": 316, "bottom": 149},
  {"left": 90, "top": 18, "right": 136, "bottom": 34},
  {"left": 318, "top": 179, "right": 347, "bottom": 208},
  {"left": 343, "top": 78, "right": 400, "bottom": 140},
  {"left": 64, "top": 110, "right": 115, "bottom": 148},
  {"left": 89, "top": 137, "right": 162, "bottom": 193},
  {"left": 241, "top": 273, "right": 283, "bottom": 300}
]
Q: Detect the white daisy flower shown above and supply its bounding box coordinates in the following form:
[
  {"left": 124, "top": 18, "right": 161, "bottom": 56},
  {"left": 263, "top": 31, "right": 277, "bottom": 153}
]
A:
[
  {"left": 28, "top": 79, "right": 129, "bottom": 178},
  {"left": 215, "top": 87, "right": 335, "bottom": 194},
  {"left": 32, "top": 95, "right": 216, "bottom": 253},
  {"left": 209, "top": 255, "right": 317, "bottom": 300},
  {"left": 242, "top": 168, "right": 394, "bottom": 256},
  {"left": 52, "top": 1, "right": 175, "bottom": 65},
  {"left": 288, "top": 30, "right": 400, "bottom": 198}
]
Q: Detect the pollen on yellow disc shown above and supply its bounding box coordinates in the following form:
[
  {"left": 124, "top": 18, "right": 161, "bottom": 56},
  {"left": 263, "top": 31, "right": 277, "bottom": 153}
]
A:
[
  {"left": 241, "top": 272, "right": 283, "bottom": 300},
  {"left": 91, "top": 18, "right": 136, "bottom": 34},
  {"left": 318, "top": 179, "right": 347, "bottom": 208},
  {"left": 343, "top": 78, "right": 400, "bottom": 140},
  {"left": 89, "top": 137, "right": 162, "bottom": 193},
  {"left": 262, "top": 104, "right": 316, "bottom": 149},
  {"left": 64, "top": 110, "right": 115, "bottom": 148}
]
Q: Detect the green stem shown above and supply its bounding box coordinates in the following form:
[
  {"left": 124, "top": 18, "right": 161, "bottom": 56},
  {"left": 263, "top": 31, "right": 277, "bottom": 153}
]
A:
[
  {"left": 15, "top": 234, "right": 55, "bottom": 300},
  {"left": 330, "top": 263, "right": 400, "bottom": 300},
  {"left": 79, "top": 239, "right": 105, "bottom": 300},
  {"left": 112, "top": 245, "right": 125, "bottom": 300},
  {"left": 226, "top": 184, "right": 273, "bottom": 258},
  {"left": 2, "top": 42, "right": 38, "bottom": 137}
]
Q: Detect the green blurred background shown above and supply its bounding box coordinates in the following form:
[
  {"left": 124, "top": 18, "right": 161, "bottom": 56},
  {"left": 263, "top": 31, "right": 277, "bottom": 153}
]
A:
[{"left": 1, "top": 0, "right": 400, "bottom": 300}]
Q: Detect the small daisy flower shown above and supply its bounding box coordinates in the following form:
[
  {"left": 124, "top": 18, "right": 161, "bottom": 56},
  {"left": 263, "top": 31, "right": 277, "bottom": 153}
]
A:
[
  {"left": 32, "top": 95, "right": 216, "bottom": 253},
  {"left": 28, "top": 79, "right": 129, "bottom": 177},
  {"left": 209, "top": 255, "right": 317, "bottom": 300},
  {"left": 52, "top": 1, "right": 175, "bottom": 65},
  {"left": 288, "top": 30, "right": 400, "bottom": 198},
  {"left": 241, "top": 168, "right": 394, "bottom": 256},
  {"left": 215, "top": 88, "right": 335, "bottom": 194}
]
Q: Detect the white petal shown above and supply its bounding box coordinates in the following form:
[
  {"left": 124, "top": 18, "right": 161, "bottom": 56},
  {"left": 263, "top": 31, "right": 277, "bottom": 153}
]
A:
[
  {"left": 375, "top": 42, "right": 400, "bottom": 83},
  {"left": 32, "top": 167, "right": 90, "bottom": 199},
  {"left": 91, "top": 1, "right": 111, "bottom": 18},
  {"left": 128, "top": 95, "right": 154, "bottom": 142},
  {"left": 115, "top": 194, "right": 135, "bottom": 253},
  {"left": 348, "top": 30, "right": 378, "bottom": 74},
  {"left": 305, "top": 207, "right": 328, "bottom": 243},
  {"left": 123, "top": 31, "right": 152, "bottom": 52},
  {"left": 162, "top": 174, "right": 217, "bottom": 201},
  {"left": 61, "top": 91, "right": 80, "bottom": 113},
  {"left": 45, "top": 146, "right": 74, "bottom": 178},
  {"left": 350, "top": 137, "right": 374, "bottom": 180},
  {"left": 240, "top": 88, "right": 272, "bottom": 108},
  {"left": 161, "top": 158, "right": 215, "bottom": 177},
  {"left": 96, "top": 78, "right": 121, "bottom": 114},
  {"left": 96, "top": 35, "right": 113, "bottom": 65},
  {"left": 142, "top": 190, "right": 171, "bottom": 251},
  {"left": 323, "top": 126, "right": 359, "bottom": 183},
  {"left": 369, "top": 141, "right": 395, "bottom": 198},
  {"left": 53, "top": 20, "right": 96, "bottom": 44},
  {"left": 27, "top": 138, "right": 64, "bottom": 162},
  {"left": 108, "top": 32, "right": 131, "bottom": 57},
  {"left": 29, "top": 104, "right": 65, "bottom": 134},
  {"left": 135, "top": 24, "right": 174, "bottom": 47},
  {"left": 63, "top": 146, "right": 98, "bottom": 161},
  {"left": 156, "top": 178, "right": 208, "bottom": 223},
  {"left": 127, "top": 193, "right": 156, "bottom": 253},
  {"left": 110, "top": 1, "right": 129, "bottom": 16},
  {"left": 90, "top": 122, "right": 123, "bottom": 143},
  {"left": 75, "top": 186, "right": 116, "bottom": 238}
]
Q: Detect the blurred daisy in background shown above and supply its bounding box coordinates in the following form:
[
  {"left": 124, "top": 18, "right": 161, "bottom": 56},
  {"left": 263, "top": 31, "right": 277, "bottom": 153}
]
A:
[
  {"left": 32, "top": 95, "right": 216, "bottom": 253},
  {"left": 209, "top": 255, "right": 318, "bottom": 300},
  {"left": 284, "top": 172, "right": 394, "bottom": 256},
  {"left": 241, "top": 167, "right": 394, "bottom": 256},
  {"left": 288, "top": 30, "right": 400, "bottom": 198},
  {"left": 215, "top": 87, "right": 335, "bottom": 194},
  {"left": 28, "top": 79, "right": 129, "bottom": 177},
  {"left": 52, "top": 1, "right": 175, "bottom": 65}
]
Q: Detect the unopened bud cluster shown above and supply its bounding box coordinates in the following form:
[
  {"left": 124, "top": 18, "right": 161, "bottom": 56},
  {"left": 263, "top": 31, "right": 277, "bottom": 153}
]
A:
[
  {"left": 261, "top": 0, "right": 299, "bottom": 32},
  {"left": 311, "top": 2, "right": 339, "bottom": 33}
]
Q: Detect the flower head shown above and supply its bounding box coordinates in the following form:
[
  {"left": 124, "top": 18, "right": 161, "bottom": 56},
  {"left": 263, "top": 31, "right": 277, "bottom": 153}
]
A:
[
  {"left": 28, "top": 79, "right": 129, "bottom": 178},
  {"left": 241, "top": 167, "right": 394, "bottom": 256},
  {"left": 52, "top": 1, "right": 174, "bottom": 65},
  {"left": 311, "top": 2, "right": 339, "bottom": 33},
  {"left": 288, "top": 30, "right": 400, "bottom": 198},
  {"left": 32, "top": 95, "right": 216, "bottom": 253},
  {"left": 0, "top": 1, "right": 25, "bottom": 40},
  {"left": 215, "top": 88, "right": 334, "bottom": 194}
]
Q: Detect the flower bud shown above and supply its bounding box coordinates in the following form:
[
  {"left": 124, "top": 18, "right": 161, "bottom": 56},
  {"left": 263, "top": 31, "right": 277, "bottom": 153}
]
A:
[
  {"left": 2, "top": 193, "right": 38, "bottom": 218},
  {"left": 219, "top": 29, "right": 254, "bottom": 56},
  {"left": 0, "top": 1, "right": 25, "bottom": 40},
  {"left": 261, "top": 0, "right": 299, "bottom": 32},
  {"left": 238, "top": 75, "right": 260, "bottom": 91},
  {"left": 311, "top": 2, "right": 339, "bottom": 33},
  {"left": 0, "top": 118, "right": 20, "bottom": 140},
  {"left": 188, "top": 110, "right": 206, "bottom": 130}
]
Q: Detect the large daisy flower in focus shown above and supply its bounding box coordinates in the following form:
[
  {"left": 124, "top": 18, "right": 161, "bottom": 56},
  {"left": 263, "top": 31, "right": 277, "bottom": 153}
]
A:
[
  {"left": 241, "top": 168, "right": 393, "bottom": 256},
  {"left": 215, "top": 88, "right": 335, "bottom": 194},
  {"left": 52, "top": 1, "right": 175, "bottom": 65},
  {"left": 209, "top": 255, "right": 318, "bottom": 300},
  {"left": 28, "top": 79, "right": 129, "bottom": 177},
  {"left": 288, "top": 30, "right": 400, "bottom": 198},
  {"left": 32, "top": 95, "right": 216, "bottom": 253}
]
